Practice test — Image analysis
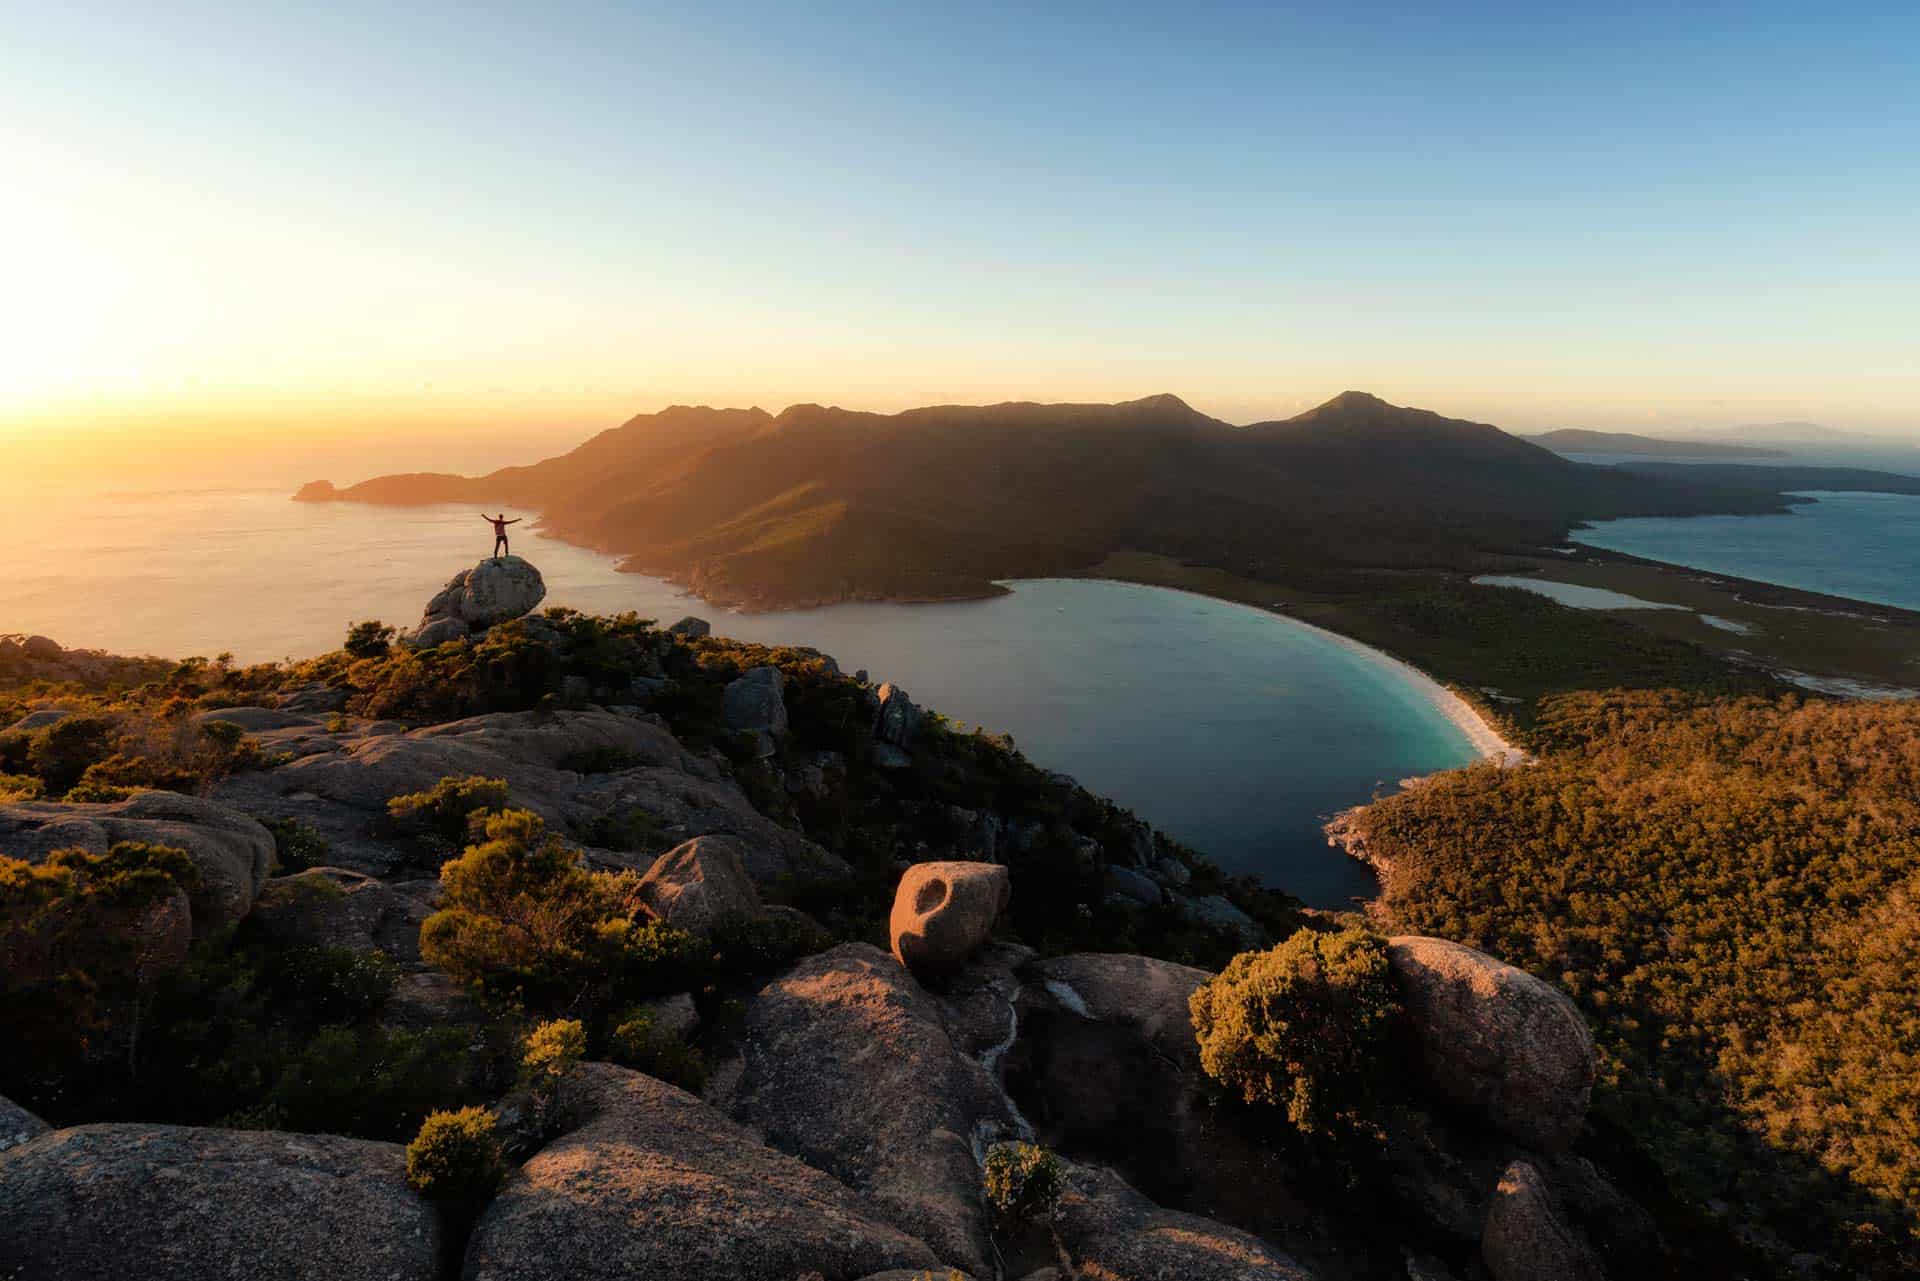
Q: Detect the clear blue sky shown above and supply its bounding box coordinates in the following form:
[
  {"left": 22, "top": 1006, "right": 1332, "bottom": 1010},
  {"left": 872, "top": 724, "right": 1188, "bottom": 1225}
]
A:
[{"left": 3, "top": 1, "right": 1916, "bottom": 483}]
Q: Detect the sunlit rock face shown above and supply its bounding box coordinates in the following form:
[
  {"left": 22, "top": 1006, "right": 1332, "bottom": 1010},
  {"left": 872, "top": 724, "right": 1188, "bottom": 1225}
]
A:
[{"left": 401, "top": 556, "right": 547, "bottom": 647}]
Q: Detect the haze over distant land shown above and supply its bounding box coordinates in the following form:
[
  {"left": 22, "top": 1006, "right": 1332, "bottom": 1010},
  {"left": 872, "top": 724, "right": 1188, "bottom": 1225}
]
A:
[
  {"left": 1684, "top": 421, "right": 1868, "bottom": 444},
  {"left": 301, "top": 390, "right": 1862, "bottom": 610},
  {"left": 1522, "top": 428, "right": 1788, "bottom": 458}
]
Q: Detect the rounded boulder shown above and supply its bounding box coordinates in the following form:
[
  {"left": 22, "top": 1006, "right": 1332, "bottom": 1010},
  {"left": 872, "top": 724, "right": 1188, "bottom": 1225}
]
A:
[
  {"left": 1482, "top": 1159, "right": 1605, "bottom": 1281},
  {"left": 429, "top": 556, "right": 547, "bottom": 628},
  {"left": 1387, "top": 936, "right": 1596, "bottom": 1151},
  {"left": 889, "top": 860, "right": 1010, "bottom": 978},
  {"left": 634, "top": 834, "right": 763, "bottom": 932},
  {"left": 0, "top": 1123, "right": 442, "bottom": 1281}
]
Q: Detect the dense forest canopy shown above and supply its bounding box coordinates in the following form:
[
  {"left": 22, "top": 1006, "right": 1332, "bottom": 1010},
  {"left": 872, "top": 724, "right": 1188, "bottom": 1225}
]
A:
[{"left": 1347, "top": 689, "right": 1920, "bottom": 1273}]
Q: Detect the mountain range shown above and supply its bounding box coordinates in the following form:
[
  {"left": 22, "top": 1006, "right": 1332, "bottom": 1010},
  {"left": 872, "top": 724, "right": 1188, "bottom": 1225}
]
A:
[{"left": 299, "top": 391, "right": 1805, "bottom": 609}]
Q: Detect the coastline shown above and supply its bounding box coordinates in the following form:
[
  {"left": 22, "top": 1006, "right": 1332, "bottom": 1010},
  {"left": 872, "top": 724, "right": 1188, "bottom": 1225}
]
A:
[{"left": 1053, "top": 574, "right": 1531, "bottom": 770}]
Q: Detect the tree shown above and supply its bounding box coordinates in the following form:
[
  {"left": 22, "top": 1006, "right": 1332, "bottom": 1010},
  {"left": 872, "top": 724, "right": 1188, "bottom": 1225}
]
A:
[{"left": 1188, "top": 926, "right": 1399, "bottom": 1135}]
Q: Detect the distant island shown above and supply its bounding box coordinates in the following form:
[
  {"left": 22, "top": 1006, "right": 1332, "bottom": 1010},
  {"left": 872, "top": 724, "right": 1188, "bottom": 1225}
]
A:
[
  {"left": 1520, "top": 427, "right": 1789, "bottom": 458},
  {"left": 300, "top": 390, "right": 1813, "bottom": 612}
]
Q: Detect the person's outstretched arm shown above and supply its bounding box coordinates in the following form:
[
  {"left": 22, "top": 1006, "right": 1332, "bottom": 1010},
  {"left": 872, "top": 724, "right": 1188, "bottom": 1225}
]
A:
[{"left": 506, "top": 518, "right": 522, "bottom": 525}]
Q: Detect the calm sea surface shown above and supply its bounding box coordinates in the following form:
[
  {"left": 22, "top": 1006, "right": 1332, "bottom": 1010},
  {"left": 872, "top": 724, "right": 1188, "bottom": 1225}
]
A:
[
  {"left": 0, "top": 488, "right": 1487, "bottom": 906},
  {"left": 1572, "top": 491, "right": 1920, "bottom": 612}
]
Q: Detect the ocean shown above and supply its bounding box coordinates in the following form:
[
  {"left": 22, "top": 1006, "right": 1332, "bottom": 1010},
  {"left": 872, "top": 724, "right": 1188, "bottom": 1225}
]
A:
[
  {"left": 0, "top": 487, "right": 1488, "bottom": 906},
  {"left": 1570, "top": 491, "right": 1920, "bottom": 613}
]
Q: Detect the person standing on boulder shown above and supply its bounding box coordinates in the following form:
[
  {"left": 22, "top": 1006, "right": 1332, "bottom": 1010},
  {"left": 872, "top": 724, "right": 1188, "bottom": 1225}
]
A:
[{"left": 483, "top": 513, "right": 521, "bottom": 559}]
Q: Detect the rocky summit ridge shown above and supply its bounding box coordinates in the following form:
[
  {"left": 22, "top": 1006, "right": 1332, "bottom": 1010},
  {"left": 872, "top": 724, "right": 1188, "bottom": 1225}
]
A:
[{"left": 0, "top": 559, "right": 1653, "bottom": 1281}]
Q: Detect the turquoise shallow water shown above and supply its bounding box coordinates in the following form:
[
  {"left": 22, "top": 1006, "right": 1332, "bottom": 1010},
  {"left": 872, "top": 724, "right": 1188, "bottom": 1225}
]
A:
[
  {"left": 1571, "top": 491, "right": 1920, "bottom": 612},
  {"left": 0, "top": 489, "right": 1487, "bottom": 905}
]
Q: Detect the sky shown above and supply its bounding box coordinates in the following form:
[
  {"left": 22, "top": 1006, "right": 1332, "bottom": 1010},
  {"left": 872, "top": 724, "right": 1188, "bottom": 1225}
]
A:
[{"left": 3, "top": 1, "right": 1917, "bottom": 487}]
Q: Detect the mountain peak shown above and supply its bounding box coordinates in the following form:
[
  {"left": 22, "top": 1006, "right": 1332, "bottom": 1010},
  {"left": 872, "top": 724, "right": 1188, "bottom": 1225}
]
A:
[
  {"left": 1317, "top": 390, "right": 1393, "bottom": 412},
  {"left": 1123, "top": 392, "right": 1195, "bottom": 413}
]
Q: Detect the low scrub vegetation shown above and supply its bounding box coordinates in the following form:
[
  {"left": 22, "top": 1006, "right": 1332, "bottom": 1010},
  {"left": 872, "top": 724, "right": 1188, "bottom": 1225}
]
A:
[
  {"left": 387, "top": 774, "right": 511, "bottom": 846},
  {"left": 983, "top": 1140, "right": 1066, "bottom": 1221},
  {"left": 420, "top": 808, "right": 700, "bottom": 1012},
  {"left": 406, "top": 1105, "right": 506, "bottom": 1214}
]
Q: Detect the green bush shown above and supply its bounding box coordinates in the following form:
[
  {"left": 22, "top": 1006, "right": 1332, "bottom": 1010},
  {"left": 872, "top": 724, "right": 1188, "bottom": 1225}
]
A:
[
  {"left": 27, "top": 715, "right": 117, "bottom": 795},
  {"left": 519, "top": 1017, "right": 586, "bottom": 1092},
  {"left": 406, "top": 1106, "right": 506, "bottom": 1207},
  {"left": 573, "top": 805, "right": 667, "bottom": 854},
  {"left": 1188, "top": 926, "right": 1399, "bottom": 1135},
  {"left": 253, "top": 1024, "right": 475, "bottom": 1138},
  {"left": 0, "top": 771, "right": 42, "bottom": 801},
  {"left": 0, "top": 841, "right": 199, "bottom": 1084},
  {"left": 259, "top": 945, "right": 400, "bottom": 1023},
  {"left": 344, "top": 620, "right": 397, "bottom": 659},
  {"left": 387, "top": 775, "right": 512, "bottom": 844},
  {"left": 706, "top": 910, "right": 831, "bottom": 976},
  {"left": 983, "top": 1140, "right": 1065, "bottom": 1221},
  {"left": 609, "top": 1007, "right": 707, "bottom": 1092},
  {"left": 267, "top": 818, "right": 330, "bottom": 873},
  {"left": 61, "top": 779, "right": 137, "bottom": 803},
  {"left": 419, "top": 809, "right": 699, "bottom": 1010}
]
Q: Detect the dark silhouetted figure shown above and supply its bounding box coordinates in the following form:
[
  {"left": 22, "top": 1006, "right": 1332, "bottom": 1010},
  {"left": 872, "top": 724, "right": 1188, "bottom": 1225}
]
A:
[{"left": 484, "top": 513, "right": 521, "bottom": 559}]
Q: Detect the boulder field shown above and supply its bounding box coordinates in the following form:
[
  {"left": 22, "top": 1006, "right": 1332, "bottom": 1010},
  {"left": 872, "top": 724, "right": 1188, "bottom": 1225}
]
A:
[
  {"left": 0, "top": 577, "right": 1642, "bottom": 1279},
  {"left": 0, "top": 753, "right": 1630, "bottom": 1281}
]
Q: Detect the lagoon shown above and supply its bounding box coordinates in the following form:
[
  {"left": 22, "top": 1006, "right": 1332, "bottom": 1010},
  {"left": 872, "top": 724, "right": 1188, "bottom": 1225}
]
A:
[
  {"left": 1471, "top": 575, "right": 1684, "bottom": 612},
  {"left": 0, "top": 488, "right": 1491, "bottom": 906}
]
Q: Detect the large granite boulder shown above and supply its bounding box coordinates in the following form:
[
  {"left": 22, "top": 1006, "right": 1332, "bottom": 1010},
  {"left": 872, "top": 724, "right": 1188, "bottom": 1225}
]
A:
[
  {"left": 573, "top": 764, "right": 849, "bottom": 883},
  {"left": 5, "top": 707, "right": 74, "bottom": 733},
  {"left": 634, "top": 835, "right": 762, "bottom": 931},
  {"left": 0, "top": 1123, "right": 441, "bottom": 1281},
  {"left": 0, "top": 791, "right": 274, "bottom": 935},
  {"left": 1026, "top": 952, "right": 1211, "bottom": 1067},
  {"left": 1482, "top": 1159, "right": 1605, "bottom": 1281},
  {"left": 1176, "top": 892, "right": 1263, "bottom": 946},
  {"left": 0, "top": 1095, "right": 48, "bottom": 1154},
  {"left": 427, "top": 555, "right": 547, "bottom": 628},
  {"left": 721, "top": 665, "right": 788, "bottom": 737},
  {"left": 405, "top": 616, "right": 470, "bottom": 649},
  {"left": 280, "top": 682, "right": 350, "bottom": 715},
  {"left": 1388, "top": 937, "right": 1596, "bottom": 1152},
  {"left": 717, "top": 943, "right": 1021, "bottom": 1276},
  {"left": 192, "top": 706, "right": 324, "bottom": 734},
  {"left": 213, "top": 707, "right": 850, "bottom": 886},
  {"left": 871, "top": 683, "right": 920, "bottom": 748},
  {"left": 465, "top": 1063, "right": 939, "bottom": 1281},
  {"left": 889, "top": 860, "right": 1010, "bottom": 978},
  {"left": 1007, "top": 953, "right": 1309, "bottom": 1254},
  {"left": 666, "top": 616, "right": 710, "bottom": 639},
  {"left": 1055, "top": 1162, "right": 1316, "bottom": 1281}
]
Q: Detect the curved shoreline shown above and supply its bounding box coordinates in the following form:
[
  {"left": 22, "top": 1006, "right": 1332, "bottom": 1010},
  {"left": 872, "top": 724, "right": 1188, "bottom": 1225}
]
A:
[{"left": 1034, "top": 575, "right": 1530, "bottom": 768}]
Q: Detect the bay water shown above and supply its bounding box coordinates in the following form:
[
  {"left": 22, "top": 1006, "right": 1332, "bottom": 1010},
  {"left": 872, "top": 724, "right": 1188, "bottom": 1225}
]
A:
[
  {"left": 1572, "top": 491, "right": 1920, "bottom": 612},
  {"left": 0, "top": 487, "right": 1489, "bottom": 905}
]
